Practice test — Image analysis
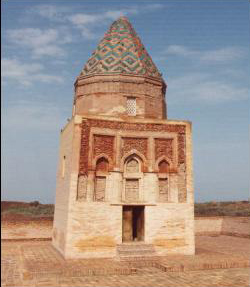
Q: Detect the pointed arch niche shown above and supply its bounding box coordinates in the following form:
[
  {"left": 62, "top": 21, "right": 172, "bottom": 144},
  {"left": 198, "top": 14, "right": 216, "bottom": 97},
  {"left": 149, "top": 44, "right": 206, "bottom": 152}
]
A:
[
  {"left": 157, "top": 159, "right": 170, "bottom": 202},
  {"left": 96, "top": 157, "right": 109, "bottom": 173},
  {"left": 158, "top": 159, "right": 170, "bottom": 173},
  {"left": 123, "top": 154, "right": 143, "bottom": 202},
  {"left": 94, "top": 156, "right": 109, "bottom": 202}
]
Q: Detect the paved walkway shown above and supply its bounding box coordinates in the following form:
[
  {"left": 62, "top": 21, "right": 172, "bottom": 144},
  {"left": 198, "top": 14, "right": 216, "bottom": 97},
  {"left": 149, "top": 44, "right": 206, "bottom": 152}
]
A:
[{"left": 1, "top": 236, "right": 250, "bottom": 287}]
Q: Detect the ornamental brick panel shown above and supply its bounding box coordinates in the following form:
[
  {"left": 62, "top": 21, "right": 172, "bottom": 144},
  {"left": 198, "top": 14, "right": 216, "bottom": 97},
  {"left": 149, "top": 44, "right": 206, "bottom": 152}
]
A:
[
  {"left": 155, "top": 138, "right": 173, "bottom": 162},
  {"left": 93, "top": 135, "right": 114, "bottom": 160},
  {"left": 78, "top": 119, "right": 186, "bottom": 175},
  {"left": 79, "top": 121, "right": 90, "bottom": 175},
  {"left": 86, "top": 119, "right": 186, "bottom": 134},
  {"left": 178, "top": 134, "right": 185, "bottom": 164},
  {"left": 121, "top": 137, "right": 148, "bottom": 159}
]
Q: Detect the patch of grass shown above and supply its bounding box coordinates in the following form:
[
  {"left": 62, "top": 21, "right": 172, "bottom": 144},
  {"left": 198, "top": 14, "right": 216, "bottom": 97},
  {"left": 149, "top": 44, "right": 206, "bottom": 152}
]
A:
[
  {"left": 2, "top": 200, "right": 250, "bottom": 218},
  {"left": 195, "top": 201, "right": 250, "bottom": 217},
  {"left": 1, "top": 201, "right": 54, "bottom": 218}
]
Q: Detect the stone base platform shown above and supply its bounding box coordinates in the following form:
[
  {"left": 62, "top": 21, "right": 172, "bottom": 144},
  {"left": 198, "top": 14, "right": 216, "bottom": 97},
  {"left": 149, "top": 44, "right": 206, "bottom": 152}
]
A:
[
  {"left": 116, "top": 243, "right": 158, "bottom": 262},
  {"left": 2, "top": 236, "right": 250, "bottom": 287}
]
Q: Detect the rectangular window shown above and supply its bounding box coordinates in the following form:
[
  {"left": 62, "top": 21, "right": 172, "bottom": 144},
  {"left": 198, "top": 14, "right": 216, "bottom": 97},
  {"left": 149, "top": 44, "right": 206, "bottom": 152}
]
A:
[
  {"left": 159, "top": 178, "right": 169, "bottom": 202},
  {"left": 94, "top": 176, "right": 106, "bottom": 201},
  {"left": 125, "top": 179, "right": 139, "bottom": 201},
  {"left": 127, "top": 97, "right": 136, "bottom": 116}
]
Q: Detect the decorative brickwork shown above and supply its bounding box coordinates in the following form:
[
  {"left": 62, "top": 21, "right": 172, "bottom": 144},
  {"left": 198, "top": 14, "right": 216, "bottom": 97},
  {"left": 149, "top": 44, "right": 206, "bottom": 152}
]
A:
[
  {"left": 79, "top": 122, "right": 90, "bottom": 175},
  {"left": 79, "top": 119, "right": 186, "bottom": 175},
  {"left": 178, "top": 163, "right": 187, "bottom": 202},
  {"left": 155, "top": 139, "right": 173, "bottom": 162},
  {"left": 93, "top": 135, "right": 114, "bottom": 160},
  {"left": 87, "top": 119, "right": 186, "bottom": 134},
  {"left": 121, "top": 137, "right": 147, "bottom": 159},
  {"left": 178, "top": 134, "right": 185, "bottom": 164}
]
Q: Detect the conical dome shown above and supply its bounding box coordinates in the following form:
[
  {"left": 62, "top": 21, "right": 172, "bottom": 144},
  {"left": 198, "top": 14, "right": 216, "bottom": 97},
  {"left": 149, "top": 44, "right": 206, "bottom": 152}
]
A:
[
  {"left": 80, "top": 16, "right": 162, "bottom": 79},
  {"left": 74, "top": 17, "right": 167, "bottom": 119}
]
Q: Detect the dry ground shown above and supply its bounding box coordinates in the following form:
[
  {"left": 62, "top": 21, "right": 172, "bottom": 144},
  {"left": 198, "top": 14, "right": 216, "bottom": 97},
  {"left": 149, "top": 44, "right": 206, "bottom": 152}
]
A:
[
  {"left": 1, "top": 201, "right": 250, "bottom": 287},
  {"left": 1, "top": 235, "right": 250, "bottom": 287}
]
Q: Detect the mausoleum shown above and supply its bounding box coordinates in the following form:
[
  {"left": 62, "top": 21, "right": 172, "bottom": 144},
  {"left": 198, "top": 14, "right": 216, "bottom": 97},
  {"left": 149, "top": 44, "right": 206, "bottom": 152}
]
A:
[{"left": 52, "top": 16, "right": 195, "bottom": 259}]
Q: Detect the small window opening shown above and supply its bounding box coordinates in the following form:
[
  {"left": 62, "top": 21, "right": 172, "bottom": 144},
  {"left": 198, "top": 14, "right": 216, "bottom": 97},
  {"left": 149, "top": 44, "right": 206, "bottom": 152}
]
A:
[
  {"left": 62, "top": 156, "right": 66, "bottom": 178},
  {"left": 127, "top": 97, "right": 136, "bottom": 116},
  {"left": 158, "top": 160, "right": 170, "bottom": 173}
]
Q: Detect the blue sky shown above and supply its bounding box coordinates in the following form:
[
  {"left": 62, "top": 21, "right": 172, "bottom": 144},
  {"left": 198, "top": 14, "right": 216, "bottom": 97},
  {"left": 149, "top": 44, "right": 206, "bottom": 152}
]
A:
[{"left": 2, "top": 0, "right": 249, "bottom": 203}]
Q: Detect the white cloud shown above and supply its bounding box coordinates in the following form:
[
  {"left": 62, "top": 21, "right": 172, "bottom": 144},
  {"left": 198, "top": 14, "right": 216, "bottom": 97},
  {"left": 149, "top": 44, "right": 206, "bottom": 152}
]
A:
[
  {"left": 161, "top": 45, "right": 248, "bottom": 103},
  {"left": 2, "top": 100, "right": 66, "bottom": 132},
  {"left": 164, "top": 45, "right": 246, "bottom": 63},
  {"left": 1, "top": 58, "right": 64, "bottom": 86},
  {"left": 32, "top": 4, "right": 164, "bottom": 39},
  {"left": 165, "top": 45, "right": 197, "bottom": 57},
  {"left": 67, "top": 11, "right": 129, "bottom": 39},
  {"left": 7, "top": 28, "right": 71, "bottom": 58},
  {"left": 68, "top": 13, "right": 100, "bottom": 25},
  {"left": 167, "top": 73, "right": 248, "bottom": 104},
  {"left": 28, "top": 5, "right": 70, "bottom": 22},
  {"left": 199, "top": 47, "right": 246, "bottom": 62}
]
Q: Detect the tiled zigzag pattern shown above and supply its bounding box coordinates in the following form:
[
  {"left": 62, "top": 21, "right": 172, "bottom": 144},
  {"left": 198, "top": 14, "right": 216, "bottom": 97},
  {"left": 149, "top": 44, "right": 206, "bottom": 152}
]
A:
[{"left": 80, "top": 17, "right": 162, "bottom": 79}]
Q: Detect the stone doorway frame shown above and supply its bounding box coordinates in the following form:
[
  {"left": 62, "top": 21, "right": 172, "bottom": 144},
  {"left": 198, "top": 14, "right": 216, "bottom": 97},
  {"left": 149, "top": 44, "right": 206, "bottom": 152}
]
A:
[{"left": 122, "top": 205, "right": 145, "bottom": 242}]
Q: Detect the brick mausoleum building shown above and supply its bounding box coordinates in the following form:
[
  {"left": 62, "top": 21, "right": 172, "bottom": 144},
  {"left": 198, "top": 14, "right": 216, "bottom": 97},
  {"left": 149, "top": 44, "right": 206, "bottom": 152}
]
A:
[{"left": 53, "top": 16, "right": 195, "bottom": 259}]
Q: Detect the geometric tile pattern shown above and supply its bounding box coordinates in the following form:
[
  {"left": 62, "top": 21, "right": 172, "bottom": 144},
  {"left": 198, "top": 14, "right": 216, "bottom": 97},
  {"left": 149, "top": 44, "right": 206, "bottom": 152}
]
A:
[
  {"left": 81, "top": 17, "right": 162, "bottom": 79},
  {"left": 126, "top": 97, "right": 136, "bottom": 115}
]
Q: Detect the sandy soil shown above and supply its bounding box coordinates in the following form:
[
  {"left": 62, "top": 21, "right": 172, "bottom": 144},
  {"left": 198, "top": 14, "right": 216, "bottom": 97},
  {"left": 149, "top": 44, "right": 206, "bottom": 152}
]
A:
[{"left": 1, "top": 217, "right": 53, "bottom": 240}]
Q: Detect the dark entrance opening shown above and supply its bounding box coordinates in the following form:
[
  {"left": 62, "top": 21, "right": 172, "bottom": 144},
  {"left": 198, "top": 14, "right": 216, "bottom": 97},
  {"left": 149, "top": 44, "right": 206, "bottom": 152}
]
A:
[{"left": 122, "top": 206, "right": 144, "bottom": 242}]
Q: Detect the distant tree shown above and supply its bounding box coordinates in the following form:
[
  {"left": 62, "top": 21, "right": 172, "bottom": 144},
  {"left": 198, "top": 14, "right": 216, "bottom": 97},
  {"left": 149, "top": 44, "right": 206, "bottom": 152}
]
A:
[{"left": 29, "top": 201, "right": 40, "bottom": 207}]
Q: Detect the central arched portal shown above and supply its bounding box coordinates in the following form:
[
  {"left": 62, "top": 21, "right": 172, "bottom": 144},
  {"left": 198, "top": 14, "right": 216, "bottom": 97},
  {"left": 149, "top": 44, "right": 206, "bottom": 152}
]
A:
[{"left": 122, "top": 206, "right": 144, "bottom": 242}]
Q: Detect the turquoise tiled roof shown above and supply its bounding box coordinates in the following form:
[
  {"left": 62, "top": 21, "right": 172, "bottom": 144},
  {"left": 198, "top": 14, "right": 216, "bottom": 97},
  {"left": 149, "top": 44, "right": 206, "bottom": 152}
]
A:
[{"left": 80, "top": 17, "right": 162, "bottom": 79}]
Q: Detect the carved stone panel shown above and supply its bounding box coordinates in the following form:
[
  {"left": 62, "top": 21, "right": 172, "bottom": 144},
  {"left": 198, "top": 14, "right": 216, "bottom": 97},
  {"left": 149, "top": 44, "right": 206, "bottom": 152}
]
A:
[
  {"left": 155, "top": 138, "right": 173, "bottom": 162},
  {"left": 126, "top": 158, "right": 139, "bottom": 173},
  {"left": 93, "top": 135, "right": 114, "bottom": 160},
  {"left": 86, "top": 119, "right": 186, "bottom": 134},
  {"left": 158, "top": 178, "right": 169, "bottom": 202},
  {"left": 77, "top": 175, "right": 88, "bottom": 201},
  {"left": 94, "top": 176, "right": 106, "bottom": 201},
  {"left": 178, "top": 163, "right": 187, "bottom": 203},
  {"left": 125, "top": 179, "right": 139, "bottom": 201},
  {"left": 79, "top": 122, "right": 90, "bottom": 175},
  {"left": 79, "top": 119, "right": 186, "bottom": 176},
  {"left": 178, "top": 134, "right": 185, "bottom": 164},
  {"left": 121, "top": 137, "right": 147, "bottom": 159}
]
